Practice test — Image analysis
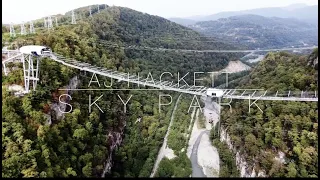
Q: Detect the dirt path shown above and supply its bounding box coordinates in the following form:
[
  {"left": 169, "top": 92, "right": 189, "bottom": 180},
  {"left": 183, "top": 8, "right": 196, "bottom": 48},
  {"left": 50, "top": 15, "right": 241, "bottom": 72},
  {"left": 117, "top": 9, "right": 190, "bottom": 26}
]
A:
[{"left": 150, "top": 94, "right": 182, "bottom": 177}]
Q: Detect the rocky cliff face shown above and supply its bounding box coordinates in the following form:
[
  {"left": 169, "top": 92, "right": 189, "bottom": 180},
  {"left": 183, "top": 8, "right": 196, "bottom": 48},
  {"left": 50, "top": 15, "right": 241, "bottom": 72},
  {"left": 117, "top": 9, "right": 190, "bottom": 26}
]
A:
[
  {"left": 220, "top": 127, "right": 266, "bottom": 177},
  {"left": 102, "top": 132, "right": 123, "bottom": 177},
  {"left": 50, "top": 76, "right": 80, "bottom": 121},
  {"left": 307, "top": 49, "right": 318, "bottom": 87},
  {"left": 48, "top": 75, "right": 127, "bottom": 177},
  {"left": 220, "top": 127, "right": 287, "bottom": 177},
  {"left": 102, "top": 118, "right": 126, "bottom": 177},
  {"left": 219, "top": 60, "right": 252, "bottom": 73},
  {"left": 307, "top": 49, "right": 318, "bottom": 69}
]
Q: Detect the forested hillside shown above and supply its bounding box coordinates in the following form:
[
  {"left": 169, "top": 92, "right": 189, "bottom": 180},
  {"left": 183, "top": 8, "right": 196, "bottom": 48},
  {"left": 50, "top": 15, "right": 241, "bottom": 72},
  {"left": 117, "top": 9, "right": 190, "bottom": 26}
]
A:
[
  {"left": 190, "top": 14, "right": 318, "bottom": 49},
  {"left": 175, "top": 4, "right": 318, "bottom": 25},
  {"left": 2, "top": 5, "right": 244, "bottom": 178},
  {"left": 215, "top": 49, "right": 318, "bottom": 177},
  {"left": 3, "top": 5, "right": 244, "bottom": 83}
]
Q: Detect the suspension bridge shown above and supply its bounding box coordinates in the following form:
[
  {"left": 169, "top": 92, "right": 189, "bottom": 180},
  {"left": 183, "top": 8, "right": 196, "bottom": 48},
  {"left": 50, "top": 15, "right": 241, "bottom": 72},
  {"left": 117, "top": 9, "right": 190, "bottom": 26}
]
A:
[
  {"left": 99, "top": 41, "right": 317, "bottom": 53},
  {"left": 2, "top": 47, "right": 318, "bottom": 102},
  {"left": 2, "top": 5, "right": 319, "bottom": 100},
  {"left": 3, "top": 4, "right": 319, "bottom": 179}
]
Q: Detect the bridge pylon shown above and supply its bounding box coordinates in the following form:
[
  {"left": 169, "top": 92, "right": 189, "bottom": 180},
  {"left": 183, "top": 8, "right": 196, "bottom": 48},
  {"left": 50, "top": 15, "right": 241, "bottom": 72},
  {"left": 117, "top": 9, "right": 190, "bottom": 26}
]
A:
[
  {"left": 29, "top": 21, "right": 35, "bottom": 34},
  {"left": 71, "top": 10, "right": 76, "bottom": 24},
  {"left": 20, "top": 22, "right": 26, "bottom": 35},
  {"left": 47, "top": 16, "right": 53, "bottom": 30},
  {"left": 55, "top": 16, "right": 58, "bottom": 27},
  {"left": 21, "top": 54, "right": 40, "bottom": 93},
  {"left": 217, "top": 97, "right": 221, "bottom": 137},
  {"left": 10, "top": 23, "right": 16, "bottom": 37},
  {"left": 44, "top": 17, "right": 47, "bottom": 28}
]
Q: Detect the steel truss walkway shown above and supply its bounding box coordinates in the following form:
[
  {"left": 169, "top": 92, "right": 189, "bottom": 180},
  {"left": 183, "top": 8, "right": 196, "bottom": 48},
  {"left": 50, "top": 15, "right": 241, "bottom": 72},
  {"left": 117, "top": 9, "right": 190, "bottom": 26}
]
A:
[
  {"left": 99, "top": 40, "right": 317, "bottom": 53},
  {"left": 2, "top": 50, "right": 318, "bottom": 102}
]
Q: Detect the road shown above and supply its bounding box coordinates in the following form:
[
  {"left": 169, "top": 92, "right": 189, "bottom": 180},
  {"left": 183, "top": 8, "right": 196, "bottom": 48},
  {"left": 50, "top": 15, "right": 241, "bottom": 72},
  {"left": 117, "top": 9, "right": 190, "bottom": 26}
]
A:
[{"left": 150, "top": 94, "right": 182, "bottom": 177}]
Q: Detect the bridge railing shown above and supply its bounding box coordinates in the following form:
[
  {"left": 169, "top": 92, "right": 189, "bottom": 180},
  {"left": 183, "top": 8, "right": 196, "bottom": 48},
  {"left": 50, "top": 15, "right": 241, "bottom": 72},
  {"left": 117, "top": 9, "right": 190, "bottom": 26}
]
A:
[
  {"left": 50, "top": 52, "right": 318, "bottom": 101},
  {"left": 2, "top": 50, "right": 317, "bottom": 102},
  {"left": 51, "top": 52, "right": 207, "bottom": 94},
  {"left": 222, "top": 89, "right": 318, "bottom": 101}
]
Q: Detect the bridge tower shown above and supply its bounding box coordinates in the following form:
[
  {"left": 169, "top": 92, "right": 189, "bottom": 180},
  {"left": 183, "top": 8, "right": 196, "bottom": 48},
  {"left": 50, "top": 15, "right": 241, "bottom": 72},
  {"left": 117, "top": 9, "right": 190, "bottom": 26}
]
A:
[
  {"left": 47, "top": 16, "right": 53, "bottom": 30},
  {"left": 217, "top": 97, "right": 221, "bottom": 137},
  {"left": 21, "top": 54, "right": 40, "bottom": 93},
  {"left": 98, "top": 5, "right": 100, "bottom": 13},
  {"left": 20, "top": 22, "right": 26, "bottom": 35},
  {"left": 44, "top": 17, "right": 47, "bottom": 28},
  {"left": 10, "top": 23, "right": 16, "bottom": 37},
  {"left": 71, "top": 10, "right": 77, "bottom": 24},
  {"left": 55, "top": 16, "right": 58, "bottom": 27},
  {"left": 89, "top": 6, "right": 92, "bottom": 17},
  {"left": 29, "top": 21, "right": 35, "bottom": 34}
]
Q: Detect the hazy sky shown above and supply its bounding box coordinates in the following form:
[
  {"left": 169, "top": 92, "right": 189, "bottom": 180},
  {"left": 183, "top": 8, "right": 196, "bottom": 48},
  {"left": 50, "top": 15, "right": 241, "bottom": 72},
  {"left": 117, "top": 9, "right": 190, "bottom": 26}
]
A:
[{"left": 3, "top": 0, "right": 318, "bottom": 24}]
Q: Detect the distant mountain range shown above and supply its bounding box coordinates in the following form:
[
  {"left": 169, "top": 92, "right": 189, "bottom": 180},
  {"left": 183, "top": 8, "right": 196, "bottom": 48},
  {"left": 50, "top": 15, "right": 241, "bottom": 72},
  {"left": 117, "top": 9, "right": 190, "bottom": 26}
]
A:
[
  {"left": 189, "top": 14, "right": 318, "bottom": 49},
  {"left": 167, "top": 18, "right": 197, "bottom": 26},
  {"left": 169, "top": 4, "right": 318, "bottom": 26}
]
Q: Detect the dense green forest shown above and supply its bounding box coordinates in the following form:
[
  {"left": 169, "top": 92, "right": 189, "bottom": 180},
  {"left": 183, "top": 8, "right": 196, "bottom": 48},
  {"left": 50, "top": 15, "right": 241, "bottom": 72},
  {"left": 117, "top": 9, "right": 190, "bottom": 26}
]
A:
[
  {"left": 2, "top": 4, "right": 245, "bottom": 178},
  {"left": 217, "top": 49, "right": 318, "bottom": 177},
  {"left": 155, "top": 153, "right": 192, "bottom": 177},
  {"left": 211, "top": 135, "right": 240, "bottom": 177},
  {"left": 4, "top": 4, "right": 316, "bottom": 178}
]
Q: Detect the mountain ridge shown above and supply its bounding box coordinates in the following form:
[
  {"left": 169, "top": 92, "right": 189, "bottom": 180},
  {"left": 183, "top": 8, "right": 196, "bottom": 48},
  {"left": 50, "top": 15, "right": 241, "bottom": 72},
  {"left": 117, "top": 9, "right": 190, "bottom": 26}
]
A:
[
  {"left": 169, "top": 4, "right": 318, "bottom": 25},
  {"left": 189, "top": 14, "right": 318, "bottom": 49}
]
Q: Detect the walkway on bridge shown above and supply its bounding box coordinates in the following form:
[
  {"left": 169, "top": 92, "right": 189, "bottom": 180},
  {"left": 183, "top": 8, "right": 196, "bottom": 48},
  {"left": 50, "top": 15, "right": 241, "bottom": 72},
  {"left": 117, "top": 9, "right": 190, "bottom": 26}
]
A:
[{"left": 2, "top": 49, "right": 318, "bottom": 102}]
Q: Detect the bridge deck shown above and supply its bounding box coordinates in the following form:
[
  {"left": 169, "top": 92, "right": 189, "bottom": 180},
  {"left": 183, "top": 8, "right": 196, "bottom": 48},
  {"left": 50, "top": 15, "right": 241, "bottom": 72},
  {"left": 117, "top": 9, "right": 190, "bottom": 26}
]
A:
[
  {"left": 1, "top": 49, "right": 318, "bottom": 102},
  {"left": 49, "top": 53, "right": 318, "bottom": 102}
]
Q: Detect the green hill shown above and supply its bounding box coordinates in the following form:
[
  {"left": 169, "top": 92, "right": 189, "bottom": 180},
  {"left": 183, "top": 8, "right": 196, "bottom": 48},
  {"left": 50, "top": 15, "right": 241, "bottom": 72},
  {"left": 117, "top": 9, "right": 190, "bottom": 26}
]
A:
[
  {"left": 213, "top": 49, "right": 318, "bottom": 177},
  {"left": 190, "top": 14, "right": 318, "bottom": 49}
]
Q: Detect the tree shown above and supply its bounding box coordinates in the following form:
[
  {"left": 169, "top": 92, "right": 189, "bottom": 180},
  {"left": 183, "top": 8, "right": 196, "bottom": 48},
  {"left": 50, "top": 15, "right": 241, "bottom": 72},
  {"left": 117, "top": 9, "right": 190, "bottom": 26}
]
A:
[
  {"left": 82, "top": 163, "right": 92, "bottom": 177},
  {"left": 66, "top": 167, "right": 77, "bottom": 176},
  {"left": 21, "top": 160, "right": 39, "bottom": 178},
  {"left": 73, "top": 128, "right": 89, "bottom": 140},
  {"left": 156, "top": 158, "right": 174, "bottom": 177},
  {"left": 286, "top": 162, "right": 297, "bottom": 177}
]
